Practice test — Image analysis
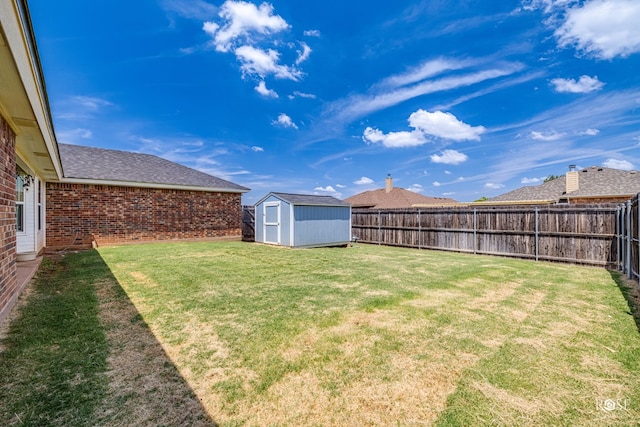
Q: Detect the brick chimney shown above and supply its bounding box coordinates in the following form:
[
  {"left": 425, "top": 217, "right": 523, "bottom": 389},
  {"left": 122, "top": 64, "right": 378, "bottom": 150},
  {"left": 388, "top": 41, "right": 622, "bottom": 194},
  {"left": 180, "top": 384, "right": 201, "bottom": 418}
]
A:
[
  {"left": 385, "top": 174, "right": 393, "bottom": 193},
  {"left": 566, "top": 165, "right": 579, "bottom": 193}
]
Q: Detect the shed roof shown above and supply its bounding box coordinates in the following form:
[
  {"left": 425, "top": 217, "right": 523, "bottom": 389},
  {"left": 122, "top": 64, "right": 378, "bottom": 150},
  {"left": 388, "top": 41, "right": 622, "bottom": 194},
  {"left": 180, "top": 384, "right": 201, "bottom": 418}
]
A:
[
  {"left": 259, "top": 192, "right": 351, "bottom": 207},
  {"left": 344, "top": 187, "right": 457, "bottom": 209},
  {"left": 59, "top": 143, "right": 249, "bottom": 192},
  {"left": 490, "top": 166, "right": 640, "bottom": 203}
]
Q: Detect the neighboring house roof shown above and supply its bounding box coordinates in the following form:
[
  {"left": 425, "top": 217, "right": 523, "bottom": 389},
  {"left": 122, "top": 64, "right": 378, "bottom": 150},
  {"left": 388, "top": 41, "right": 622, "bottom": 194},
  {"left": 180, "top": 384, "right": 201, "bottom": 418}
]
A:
[
  {"left": 59, "top": 143, "right": 249, "bottom": 193},
  {"left": 489, "top": 166, "right": 640, "bottom": 203},
  {"left": 258, "top": 192, "right": 351, "bottom": 207},
  {"left": 345, "top": 187, "right": 457, "bottom": 209}
]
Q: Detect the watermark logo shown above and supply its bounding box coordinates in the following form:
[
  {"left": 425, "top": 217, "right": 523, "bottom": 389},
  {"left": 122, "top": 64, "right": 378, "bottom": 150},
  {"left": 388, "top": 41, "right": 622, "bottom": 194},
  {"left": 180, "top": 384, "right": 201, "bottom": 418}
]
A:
[{"left": 596, "top": 398, "right": 629, "bottom": 412}]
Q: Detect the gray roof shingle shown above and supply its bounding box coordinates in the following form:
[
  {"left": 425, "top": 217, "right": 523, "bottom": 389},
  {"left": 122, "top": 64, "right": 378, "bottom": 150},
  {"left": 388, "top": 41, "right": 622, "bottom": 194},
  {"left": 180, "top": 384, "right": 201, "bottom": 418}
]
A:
[
  {"left": 490, "top": 166, "right": 640, "bottom": 203},
  {"left": 59, "top": 143, "right": 249, "bottom": 192},
  {"left": 266, "top": 192, "right": 351, "bottom": 206}
]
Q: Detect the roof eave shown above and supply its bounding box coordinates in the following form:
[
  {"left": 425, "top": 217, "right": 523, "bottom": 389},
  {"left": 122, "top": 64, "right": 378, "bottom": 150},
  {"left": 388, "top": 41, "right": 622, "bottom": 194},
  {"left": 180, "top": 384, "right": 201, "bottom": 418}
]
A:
[
  {"left": 60, "top": 177, "right": 249, "bottom": 193},
  {"left": 474, "top": 199, "right": 556, "bottom": 206}
]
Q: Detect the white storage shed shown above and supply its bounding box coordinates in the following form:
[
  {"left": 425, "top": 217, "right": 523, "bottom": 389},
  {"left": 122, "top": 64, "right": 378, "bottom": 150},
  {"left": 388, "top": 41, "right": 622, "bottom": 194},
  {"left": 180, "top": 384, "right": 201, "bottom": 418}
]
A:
[{"left": 254, "top": 193, "right": 352, "bottom": 248}]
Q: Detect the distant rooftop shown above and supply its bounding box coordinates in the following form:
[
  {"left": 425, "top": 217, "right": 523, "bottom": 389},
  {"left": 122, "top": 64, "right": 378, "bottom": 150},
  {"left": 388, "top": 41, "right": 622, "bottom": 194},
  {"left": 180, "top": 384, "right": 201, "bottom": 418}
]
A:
[
  {"left": 490, "top": 166, "right": 640, "bottom": 203},
  {"left": 345, "top": 187, "right": 457, "bottom": 209},
  {"left": 59, "top": 143, "right": 249, "bottom": 192}
]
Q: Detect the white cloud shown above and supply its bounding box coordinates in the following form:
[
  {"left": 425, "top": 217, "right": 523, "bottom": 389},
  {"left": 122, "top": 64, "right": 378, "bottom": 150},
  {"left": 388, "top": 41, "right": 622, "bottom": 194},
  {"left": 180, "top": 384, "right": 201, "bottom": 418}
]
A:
[
  {"left": 363, "top": 109, "right": 484, "bottom": 148},
  {"left": 521, "top": 177, "right": 543, "bottom": 184},
  {"left": 554, "top": 0, "right": 640, "bottom": 59},
  {"left": 603, "top": 158, "right": 634, "bottom": 170},
  {"left": 530, "top": 130, "right": 566, "bottom": 141},
  {"left": 484, "top": 182, "right": 505, "bottom": 189},
  {"left": 362, "top": 127, "right": 427, "bottom": 148},
  {"left": 376, "top": 58, "right": 472, "bottom": 89},
  {"left": 430, "top": 149, "right": 469, "bottom": 165},
  {"left": 407, "top": 184, "right": 424, "bottom": 193},
  {"left": 272, "top": 113, "right": 298, "bottom": 129},
  {"left": 288, "top": 91, "right": 316, "bottom": 100},
  {"left": 296, "top": 41, "right": 312, "bottom": 64},
  {"left": 520, "top": 0, "right": 573, "bottom": 14},
  {"left": 251, "top": 146, "right": 264, "bottom": 152},
  {"left": 442, "top": 192, "right": 456, "bottom": 196},
  {"left": 303, "top": 29, "right": 321, "bottom": 37},
  {"left": 161, "top": 0, "right": 217, "bottom": 20},
  {"left": 433, "top": 181, "right": 441, "bottom": 187},
  {"left": 551, "top": 75, "right": 604, "bottom": 93},
  {"left": 254, "top": 80, "right": 278, "bottom": 97},
  {"left": 577, "top": 128, "right": 599, "bottom": 136},
  {"left": 71, "top": 96, "right": 112, "bottom": 111},
  {"left": 336, "top": 184, "right": 346, "bottom": 188},
  {"left": 235, "top": 45, "right": 302, "bottom": 80},
  {"left": 444, "top": 170, "right": 452, "bottom": 175},
  {"left": 203, "top": 1, "right": 289, "bottom": 53},
  {"left": 330, "top": 60, "right": 524, "bottom": 123},
  {"left": 314, "top": 185, "right": 336, "bottom": 193},
  {"left": 354, "top": 176, "right": 374, "bottom": 185},
  {"left": 410, "top": 110, "right": 485, "bottom": 141},
  {"left": 72, "top": 128, "right": 93, "bottom": 139},
  {"left": 56, "top": 128, "right": 93, "bottom": 144},
  {"left": 314, "top": 185, "right": 341, "bottom": 197}
]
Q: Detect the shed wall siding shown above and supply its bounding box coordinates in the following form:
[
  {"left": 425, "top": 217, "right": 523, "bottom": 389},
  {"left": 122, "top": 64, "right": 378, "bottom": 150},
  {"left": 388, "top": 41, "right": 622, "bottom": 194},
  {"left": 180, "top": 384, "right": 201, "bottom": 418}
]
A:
[
  {"left": 46, "top": 183, "right": 242, "bottom": 248},
  {"left": 0, "top": 115, "right": 17, "bottom": 324},
  {"left": 292, "top": 205, "right": 351, "bottom": 247}
]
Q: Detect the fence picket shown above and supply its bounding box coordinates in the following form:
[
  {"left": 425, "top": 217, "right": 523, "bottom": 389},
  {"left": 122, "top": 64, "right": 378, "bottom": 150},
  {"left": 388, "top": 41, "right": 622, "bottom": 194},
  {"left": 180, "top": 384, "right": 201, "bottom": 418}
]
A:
[{"left": 351, "top": 204, "right": 619, "bottom": 267}]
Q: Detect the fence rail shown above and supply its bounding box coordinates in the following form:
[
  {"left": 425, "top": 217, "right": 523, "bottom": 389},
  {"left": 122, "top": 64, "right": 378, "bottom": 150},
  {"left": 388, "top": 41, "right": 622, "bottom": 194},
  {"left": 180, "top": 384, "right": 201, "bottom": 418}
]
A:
[{"left": 351, "top": 204, "right": 618, "bottom": 267}]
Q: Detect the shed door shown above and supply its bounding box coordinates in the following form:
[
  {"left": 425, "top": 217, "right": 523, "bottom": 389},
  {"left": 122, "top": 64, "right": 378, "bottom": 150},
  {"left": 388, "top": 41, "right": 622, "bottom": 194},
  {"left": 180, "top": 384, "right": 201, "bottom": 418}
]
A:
[{"left": 263, "top": 202, "right": 281, "bottom": 244}]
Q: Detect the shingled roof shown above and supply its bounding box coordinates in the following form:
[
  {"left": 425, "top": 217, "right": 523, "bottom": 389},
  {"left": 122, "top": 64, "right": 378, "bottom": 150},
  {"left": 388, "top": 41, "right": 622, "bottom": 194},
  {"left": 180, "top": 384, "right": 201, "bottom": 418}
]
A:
[
  {"left": 490, "top": 166, "right": 640, "bottom": 203},
  {"left": 345, "top": 187, "right": 457, "bottom": 209},
  {"left": 260, "top": 192, "right": 351, "bottom": 207},
  {"left": 59, "top": 143, "right": 249, "bottom": 192}
]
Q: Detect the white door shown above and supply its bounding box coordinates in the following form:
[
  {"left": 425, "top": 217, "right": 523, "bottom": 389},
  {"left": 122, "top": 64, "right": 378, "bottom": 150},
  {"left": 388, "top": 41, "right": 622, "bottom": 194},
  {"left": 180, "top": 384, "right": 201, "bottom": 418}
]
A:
[{"left": 263, "top": 202, "right": 281, "bottom": 244}]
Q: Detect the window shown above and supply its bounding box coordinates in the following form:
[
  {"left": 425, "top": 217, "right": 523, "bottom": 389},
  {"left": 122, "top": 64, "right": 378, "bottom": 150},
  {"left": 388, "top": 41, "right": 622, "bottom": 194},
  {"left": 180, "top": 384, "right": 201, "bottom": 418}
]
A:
[{"left": 16, "top": 172, "right": 25, "bottom": 232}]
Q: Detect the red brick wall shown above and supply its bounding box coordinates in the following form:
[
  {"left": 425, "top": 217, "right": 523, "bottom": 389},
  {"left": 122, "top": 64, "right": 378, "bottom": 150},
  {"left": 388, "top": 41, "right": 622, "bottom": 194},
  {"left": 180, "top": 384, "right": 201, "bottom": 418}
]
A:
[
  {"left": 46, "top": 183, "right": 243, "bottom": 249},
  {"left": 0, "top": 115, "right": 17, "bottom": 324}
]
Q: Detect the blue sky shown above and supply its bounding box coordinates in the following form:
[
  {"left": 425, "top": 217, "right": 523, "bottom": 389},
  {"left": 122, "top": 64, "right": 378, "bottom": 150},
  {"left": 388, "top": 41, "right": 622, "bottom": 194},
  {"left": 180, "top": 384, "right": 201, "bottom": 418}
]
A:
[{"left": 29, "top": 0, "right": 640, "bottom": 204}]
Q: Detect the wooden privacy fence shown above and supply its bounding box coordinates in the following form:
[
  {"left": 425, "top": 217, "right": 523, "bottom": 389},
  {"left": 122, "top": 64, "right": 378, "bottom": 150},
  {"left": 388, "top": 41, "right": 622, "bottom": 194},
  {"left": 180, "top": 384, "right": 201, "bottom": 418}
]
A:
[
  {"left": 351, "top": 205, "right": 618, "bottom": 267},
  {"left": 618, "top": 195, "right": 640, "bottom": 281},
  {"left": 241, "top": 205, "right": 255, "bottom": 242}
]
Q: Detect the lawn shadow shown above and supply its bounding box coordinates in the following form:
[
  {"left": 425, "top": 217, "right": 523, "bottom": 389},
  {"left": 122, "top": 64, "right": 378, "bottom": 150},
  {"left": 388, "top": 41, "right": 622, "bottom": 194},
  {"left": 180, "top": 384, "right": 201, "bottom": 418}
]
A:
[
  {"left": 0, "top": 249, "right": 217, "bottom": 427},
  {"left": 609, "top": 269, "right": 640, "bottom": 334}
]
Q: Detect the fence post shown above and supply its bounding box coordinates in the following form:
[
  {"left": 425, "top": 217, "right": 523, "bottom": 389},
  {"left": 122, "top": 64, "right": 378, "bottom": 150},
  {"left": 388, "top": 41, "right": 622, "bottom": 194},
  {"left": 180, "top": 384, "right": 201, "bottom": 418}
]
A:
[
  {"left": 637, "top": 197, "right": 640, "bottom": 281},
  {"left": 620, "top": 203, "right": 628, "bottom": 274},
  {"left": 627, "top": 200, "right": 632, "bottom": 279},
  {"left": 616, "top": 206, "right": 621, "bottom": 272},
  {"left": 377, "top": 210, "right": 381, "bottom": 245},
  {"left": 418, "top": 209, "right": 422, "bottom": 250},
  {"left": 473, "top": 208, "right": 477, "bottom": 255},
  {"left": 535, "top": 207, "right": 539, "bottom": 262}
]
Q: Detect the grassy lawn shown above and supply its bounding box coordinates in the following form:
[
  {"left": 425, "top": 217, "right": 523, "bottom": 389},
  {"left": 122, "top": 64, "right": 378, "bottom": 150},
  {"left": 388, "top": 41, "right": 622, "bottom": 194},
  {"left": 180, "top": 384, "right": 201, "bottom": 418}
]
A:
[{"left": 1, "top": 241, "right": 639, "bottom": 426}]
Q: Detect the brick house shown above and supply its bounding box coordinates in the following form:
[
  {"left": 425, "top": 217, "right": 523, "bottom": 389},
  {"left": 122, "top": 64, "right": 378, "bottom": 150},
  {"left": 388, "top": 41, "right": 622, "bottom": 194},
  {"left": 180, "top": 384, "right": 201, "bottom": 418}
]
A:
[
  {"left": 488, "top": 165, "right": 640, "bottom": 205},
  {"left": 0, "top": 0, "right": 248, "bottom": 324},
  {"left": 47, "top": 144, "right": 248, "bottom": 249}
]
